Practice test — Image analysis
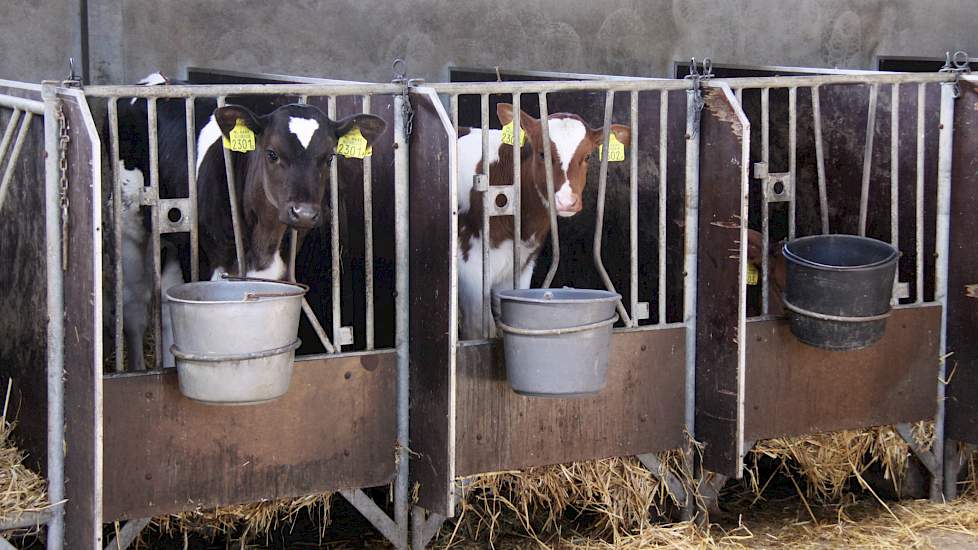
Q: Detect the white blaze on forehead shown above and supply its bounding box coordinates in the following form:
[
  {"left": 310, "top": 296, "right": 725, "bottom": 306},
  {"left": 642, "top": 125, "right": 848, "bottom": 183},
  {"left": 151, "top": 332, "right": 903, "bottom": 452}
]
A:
[
  {"left": 289, "top": 117, "right": 320, "bottom": 149},
  {"left": 546, "top": 117, "right": 587, "bottom": 209}
]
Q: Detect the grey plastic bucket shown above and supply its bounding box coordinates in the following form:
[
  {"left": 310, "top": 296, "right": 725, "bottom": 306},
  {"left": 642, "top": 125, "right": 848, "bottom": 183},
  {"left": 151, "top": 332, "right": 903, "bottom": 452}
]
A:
[
  {"left": 494, "top": 288, "right": 620, "bottom": 398},
  {"left": 165, "top": 279, "right": 306, "bottom": 405}
]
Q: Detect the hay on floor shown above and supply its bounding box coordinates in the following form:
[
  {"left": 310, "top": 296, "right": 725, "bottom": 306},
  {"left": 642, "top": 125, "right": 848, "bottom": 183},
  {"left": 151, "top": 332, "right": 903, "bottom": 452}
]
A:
[{"left": 0, "top": 381, "right": 50, "bottom": 537}]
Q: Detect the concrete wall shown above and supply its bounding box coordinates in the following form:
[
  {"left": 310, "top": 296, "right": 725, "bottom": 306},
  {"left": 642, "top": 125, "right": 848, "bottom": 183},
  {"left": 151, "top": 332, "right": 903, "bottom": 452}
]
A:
[{"left": 1, "top": 0, "right": 977, "bottom": 84}]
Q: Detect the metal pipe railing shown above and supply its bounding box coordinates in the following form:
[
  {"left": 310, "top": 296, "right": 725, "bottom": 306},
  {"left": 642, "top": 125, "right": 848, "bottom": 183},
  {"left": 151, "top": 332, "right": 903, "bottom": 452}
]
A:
[
  {"left": 629, "top": 90, "right": 639, "bottom": 326},
  {"left": 106, "top": 99, "right": 125, "bottom": 372},
  {"left": 859, "top": 83, "right": 879, "bottom": 236},
  {"left": 147, "top": 99, "right": 163, "bottom": 369},
  {"left": 915, "top": 83, "right": 926, "bottom": 303},
  {"left": 658, "top": 90, "right": 669, "bottom": 324},
  {"left": 891, "top": 84, "right": 901, "bottom": 303},
  {"left": 539, "top": 92, "right": 561, "bottom": 290},
  {"left": 327, "top": 96, "right": 343, "bottom": 349}
]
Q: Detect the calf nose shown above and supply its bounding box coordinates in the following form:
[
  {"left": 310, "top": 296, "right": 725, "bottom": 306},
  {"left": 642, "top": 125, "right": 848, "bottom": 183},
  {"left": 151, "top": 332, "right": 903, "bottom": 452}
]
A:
[
  {"left": 287, "top": 204, "right": 321, "bottom": 227},
  {"left": 554, "top": 192, "right": 580, "bottom": 214}
]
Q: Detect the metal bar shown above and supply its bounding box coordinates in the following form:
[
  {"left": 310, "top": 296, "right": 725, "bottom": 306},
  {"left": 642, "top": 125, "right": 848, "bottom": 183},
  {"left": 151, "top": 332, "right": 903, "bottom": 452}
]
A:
[
  {"left": 682, "top": 87, "right": 702, "bottom": 519},
  {"left": 859, "top": 83, "right": 879, "bottom": 236},
  {"left": 340, "top": 490, "right": 403, "bottom": 548},
  {"left": 0, "top": 111, "right": 33, "bottom": 216},
  {"left": 0, "top": 508, "right": 58, "bottom": 533},
  {"left": 362, "top": 94, "right": 375, "bottom": 350},
  {"left": 0, "top": 538, "right": 16, "bottom": 550},
  {"left": 0, "top": 95, "right": 44, "bottom": 114},
  {"left": 103, "top": 517, "right": 151, "bottom": 550},
  {"left": 328, "top": 96, "right": 343, "bottom": 349},
  {"left": 894, "top": 423, "right": 940, "bottom": 478},
  {"left": 185, "top": 98, "right": 199, "bottom": 282},
  {"left": 290, "top": 97, "right": 306, "bottom": 284},
  {"left": 107, "top": 100, "right": 124, "bottom": 372},
  {"left": 540, "top": 93, "right": 560, "bottom": 289},
  {"left": 216, "top": 96, "right": 246, "bottom": 276},
  {"left": 788, "top": 87, "right": 797, "bottom": 239},
  {"left": 147, "top": 99, "right": 162, "bottom": 369},
  {"left": 593, "top": 91, "right": 631, "bottom": 325},
  {"left": 0, "top": 109, "right": 23, "bottom": 172},
  {"left": 480, "top": 93, "right": 491, "bottom": 337},
  {"left": 931, "top": 82, "right": 955, "bottom": 501},
  {"left": 512, "top": 93, "right": 522, "bottom": 288},
  {"left": 812, "top": 86, "right": 830, "bottom": 233},
  {"left": 659, "top": 90, "right": 668, "bottom": 324},
  {"left": 761, "top": 88, "right": 770, "bottom": 315},
  {"left": 301, "top": 298, "right": 335, "bottom": 353},
  {"left": 891, "top": 84, "right": 900, "bottom": 304},
  {"left": 84, "top": 83, "right": 405, "bottom": 98},
  {"left": 411, "top": 508, "right": 446, "bottom": 550},
  {"left": 628, "top": 91, "right": 639, "bottom": 326},
  {"left": 915, "top": 83, "right": 925, "bottom": 304},
  {"left": 42, "top": 82, "right": 65, "bottom": 550},
  {"left": 735, "top": 87, "right": 743, "bottom": 104},
  {"left": 707, "top": 72, "right": 953, "bottom": 90},
  {"left": 637, "top": 453, "right": 688, "bottom": 506},
  {"left": 392, "top": 91, "right": 410, "bottom": 545}
]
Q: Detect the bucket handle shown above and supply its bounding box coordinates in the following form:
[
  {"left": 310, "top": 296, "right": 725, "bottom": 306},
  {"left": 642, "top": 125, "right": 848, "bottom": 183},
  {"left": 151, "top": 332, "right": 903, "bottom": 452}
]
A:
[
  {"left": 171, "top": 338, "right": 302, "bottom": 362},
  {"left": 494, "top": 314, "right": 620, "bottom": 336},
  {"left": 782, "top": 299, "right": 891, "bottom": 323},
  {"left": 219, "top": 274, "right": 310, "bottom": 300}
]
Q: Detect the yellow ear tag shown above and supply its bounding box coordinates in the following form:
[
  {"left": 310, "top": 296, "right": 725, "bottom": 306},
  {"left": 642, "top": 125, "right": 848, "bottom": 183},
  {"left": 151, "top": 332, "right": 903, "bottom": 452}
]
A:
[
  {"left": 222, "top": 119, "right": 256, "bottom": 153},
  {"left": 598, "top": 133, "right": 626, "bottom": 162},
  {"left": 746, "top": 263, "right": 759, "bottom": 285},
  {"left": 500, "top": 121, "right": 526, "bottom": 147},
  {"left": 336, "top": 127, "right": 372, "bottom": 159}
]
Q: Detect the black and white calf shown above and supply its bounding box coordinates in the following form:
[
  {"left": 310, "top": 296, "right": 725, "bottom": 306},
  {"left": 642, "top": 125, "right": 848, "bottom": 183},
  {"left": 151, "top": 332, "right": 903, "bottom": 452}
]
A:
[{"left": 114, "top": 76, "right": 386, "bottom": 369}]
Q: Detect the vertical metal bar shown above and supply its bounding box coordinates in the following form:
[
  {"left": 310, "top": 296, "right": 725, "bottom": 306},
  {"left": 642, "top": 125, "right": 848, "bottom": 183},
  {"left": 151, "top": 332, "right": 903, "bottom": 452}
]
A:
[
  {"left": 812, "top": 86, "right": 830, "bottom": 234},
  {"left": 890, "top": 84, "right": 900, "bottom": 304},
  {"left": 185, "top": 98, "right": 199, "bottom": 282},
  {"left": 659, "top": 90, "right": 668, "bottom": 324},
  {"left": 147, "top": 99, "right": 162, "bottom": 369},
  {"left": 216, "top": 96, "right": 246, "bottom": 276},
  {"left": 0, "top": 113, "right": 34, "bottom": 214},
  {"left": 289, "top": 96, "right": 307, "bottom": 284},
  {"left": 392, "top": 90, "right": 410, "bottom": 545},
  {"left": 915, "top": 83, "right": 925, "bottom": 304},
  {"left": 480, "top": 94, "right": 491, "bottom": 337},
  {"left": 761, "top": 88, "right": 770, "bottom": 315},
  {"left": 328, "top": 96, "right": 343, "bottom": 348},
  {"left": 42, "top": 84, "right": 65, "bottom": 550},
  {"left": 362, "top": 95, "right": 375, "bottom": 350},
  {"left": 735, "top": 87, "right": 743, "bottom": 104},
  {"left": 931, "top": 82, "right": 954, "bottom": 501},
  {"left": 682, "top": 86, "right": 701, "bottom": 519},
  {"left": 593, "top": 90, "right": 631, "bottom": 325},
  {"left": 539, "top": 93, "right": 560, "bottom": 289},
  {"left": 788, "top": 87, "right": 797, "bottom": 240},
  {"left": 107, "top": 100, "right": 124, "bottom": 372},
  {"left": 0, "top": 109, "right": 23, "bottom": 173},
  {"left": 629, "top": 90, "right": 639, "bottom": 327},
  {"left": 859, "top": 83, "right": 879, "bottom": 236},
  {"left": 512, "top": 93, "right": 522, "bottom": 289}
]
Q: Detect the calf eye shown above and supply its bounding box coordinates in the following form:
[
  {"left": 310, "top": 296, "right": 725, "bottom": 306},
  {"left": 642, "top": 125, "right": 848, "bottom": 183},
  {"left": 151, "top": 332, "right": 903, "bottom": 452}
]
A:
[
  {"left": 266, "top": 150, "right": 279, "bottom": 163},
  {"left": 539, "top": 151, "right": 545, "bottom": 160}
]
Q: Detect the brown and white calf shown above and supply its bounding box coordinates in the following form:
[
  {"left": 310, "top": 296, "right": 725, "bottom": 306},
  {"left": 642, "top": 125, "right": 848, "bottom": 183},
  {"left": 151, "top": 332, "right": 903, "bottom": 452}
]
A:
[
  {"left": 115, "top": 83, "right": 385, "bottom": 369},
  {"left": 456, "top": 103, "right": 631, "bottom": 339}
]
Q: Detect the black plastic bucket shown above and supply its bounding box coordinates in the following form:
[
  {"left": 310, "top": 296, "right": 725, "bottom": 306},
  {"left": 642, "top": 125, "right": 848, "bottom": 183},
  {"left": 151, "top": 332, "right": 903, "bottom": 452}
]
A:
[{"left": 782, "top": 234, "right": 900, "bottom": 351}]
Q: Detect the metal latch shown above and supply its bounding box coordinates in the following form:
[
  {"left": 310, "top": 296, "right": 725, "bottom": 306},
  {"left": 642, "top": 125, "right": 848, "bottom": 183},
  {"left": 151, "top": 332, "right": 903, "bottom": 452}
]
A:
[{"left": 753, "top": 162, "right": 793, "bottom": 203}]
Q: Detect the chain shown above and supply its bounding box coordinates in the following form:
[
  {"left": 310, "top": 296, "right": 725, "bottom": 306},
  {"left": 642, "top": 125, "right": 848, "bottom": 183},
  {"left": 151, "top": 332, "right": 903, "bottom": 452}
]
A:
[
  {"left": 684, "top": 57, "right": 713, "bottom": 137},
  {"left": 940, "top": 50, "right": 971, "bottom": 99},
  {"left": 391, "top": 58, "right": 421, "bottom": 136},
  {"left": 56, "top": 103, "right": 70, "bottom": 271}
]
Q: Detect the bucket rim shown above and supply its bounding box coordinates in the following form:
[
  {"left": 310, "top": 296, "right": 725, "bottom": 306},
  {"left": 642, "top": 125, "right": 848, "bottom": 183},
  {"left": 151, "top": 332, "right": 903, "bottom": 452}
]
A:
[
  {"left": 166, "top": 279, "right": 308, "bottom": 304},
  {"left": 782, "top": 234, "right": 900, "bottom": 272},
  {"left": 494, "top": 287, "right": 621, "bottom": 305}
]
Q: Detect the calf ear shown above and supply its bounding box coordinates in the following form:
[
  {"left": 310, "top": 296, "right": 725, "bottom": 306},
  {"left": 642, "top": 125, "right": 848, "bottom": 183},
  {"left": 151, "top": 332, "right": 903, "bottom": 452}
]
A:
[
  {"left": 496, "top": 103, "right": 538, "bottom": 127},
  {"left": 334, "top": 114, "right": 387, "bottom": 145},
  {"left": 609, "top": 124, "right": 632, "bottom": 147},
  {"left": 214, "top": 105, "right": 264, "bottom": 137}
]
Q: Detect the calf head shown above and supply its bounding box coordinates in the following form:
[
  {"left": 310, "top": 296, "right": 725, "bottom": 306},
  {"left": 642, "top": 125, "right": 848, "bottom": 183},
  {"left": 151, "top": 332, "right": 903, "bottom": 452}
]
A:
[
  {"left": 214, "top": 103, "right": 386, "bottom": 230},
  {"left": 497, "top": 103, "right": 631, "bottom": 218}
]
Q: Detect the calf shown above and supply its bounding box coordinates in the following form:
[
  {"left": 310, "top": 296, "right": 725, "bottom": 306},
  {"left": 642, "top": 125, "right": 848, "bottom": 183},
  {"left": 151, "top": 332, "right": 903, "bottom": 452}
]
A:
[
  {"left": 115, "top": 78, "right": 385, "bottom": 369},
  {"left": 456, "top": 103, "right": 631, "bottom": 339},
  {"left": 746, "top": 228, "right": 786, "bottom": 316}
]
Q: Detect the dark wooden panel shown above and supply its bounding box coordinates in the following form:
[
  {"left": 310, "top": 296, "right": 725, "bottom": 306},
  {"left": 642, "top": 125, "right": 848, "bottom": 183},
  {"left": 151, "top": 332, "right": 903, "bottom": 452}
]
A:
[
  {"left": 455, "top": 328, "right": 685, "bottom": 476},
  {"left": 60, "top": 90, "right": 104, "bottom": 548},
  {"left": 945, "top": 80, "right": 978, "bottom": 445},
  {"left": 407, "top": 90, "right": 456, "bottom": 516},
  {"left": 745, "top": 306, "right": 941, "bottom": 441},
  {"left": 103, "top": 353, "right": 397, "bottom": 520},
  {"left": 695, "top": 87, "right": 748, "bottom": 477},
  {"left": 0, "top": 84, "right": 48, "bottom": 473}
]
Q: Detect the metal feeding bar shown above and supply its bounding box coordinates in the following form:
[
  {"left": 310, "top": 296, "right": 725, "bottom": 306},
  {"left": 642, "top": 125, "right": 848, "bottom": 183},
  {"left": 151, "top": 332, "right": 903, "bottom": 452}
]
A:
[
  {"left": 147, "top": 98, "right": 163, "bottom": 369},
  {"left": 539, "top": 92, "right": 561, "bottom": 290}
]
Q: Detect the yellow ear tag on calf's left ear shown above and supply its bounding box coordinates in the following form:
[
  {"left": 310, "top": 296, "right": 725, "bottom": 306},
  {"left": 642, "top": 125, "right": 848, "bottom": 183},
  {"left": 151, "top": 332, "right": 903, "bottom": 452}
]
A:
[
  {"left": 222, "top": 119, "right": 256, "bottom": 153},
  {"left": 598, "top": 133, "right": 626, "bottom": 162},
  {"left": 500, "top": 122, "right": 526, "bottom": 147},
  {"left": 746, "top": 263, "right": 759, "bottom": 285},
  {"left": 336, "top": 127, "right": 372, "bottom": 159}
]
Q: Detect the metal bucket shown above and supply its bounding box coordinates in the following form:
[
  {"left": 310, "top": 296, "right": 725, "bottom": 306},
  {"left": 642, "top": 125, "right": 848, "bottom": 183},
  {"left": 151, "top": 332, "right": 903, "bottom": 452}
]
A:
[
  {"left": 782, "top": 234, "right": 900, "bottom": 351},
  {"left": 165, "top": 279, "right": 307, "bottom": 405},
  {"left": 494, "top": 288, "right": 620, "bottom": 398}
]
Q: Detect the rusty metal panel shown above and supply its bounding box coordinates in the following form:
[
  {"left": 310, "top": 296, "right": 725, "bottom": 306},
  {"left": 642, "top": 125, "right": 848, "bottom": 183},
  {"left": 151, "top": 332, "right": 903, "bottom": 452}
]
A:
[
  {"left": 407, "top": 90, "right": 456, "bottom": 516},
  {"left": 60, "top": 89, "right": 105, "bottom": 548},
  {"left": 454, "top": 328, "right": 685, "bottom": 477},
  {"left": 695, "top": 87, "right": 748, "bottom": 478},
  {"left": 946, "top": 80, "right": 978, "bottom": 445},
  {"left": 744, "top": 306, "right": 941, "bottom": 441},
  {"left": 0, "top": 83, "right": 47, "bottom": 472},
  {"left": 102, "top": 353, "right": 397, "bottom": 520}
]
